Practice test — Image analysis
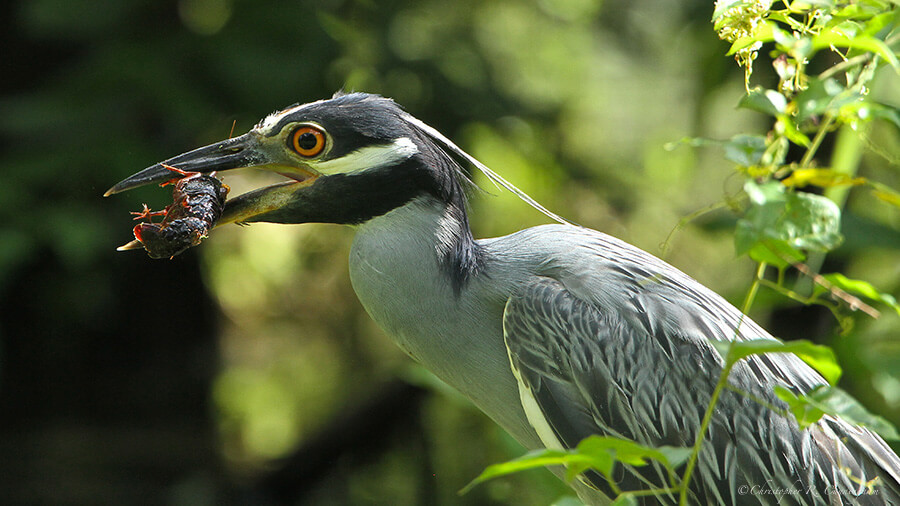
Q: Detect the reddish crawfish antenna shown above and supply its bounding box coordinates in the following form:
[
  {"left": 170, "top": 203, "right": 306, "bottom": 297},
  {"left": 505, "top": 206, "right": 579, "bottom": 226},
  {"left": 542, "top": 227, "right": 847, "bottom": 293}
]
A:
[
  {"left": 160, "top": 163, "right": 199, "bottom": 187},
  {"left": 130, "top": 203, "right": 167, "bottom": 222},
  {"left": 228, "top": 119, "right": 237, "bottom": 139}
]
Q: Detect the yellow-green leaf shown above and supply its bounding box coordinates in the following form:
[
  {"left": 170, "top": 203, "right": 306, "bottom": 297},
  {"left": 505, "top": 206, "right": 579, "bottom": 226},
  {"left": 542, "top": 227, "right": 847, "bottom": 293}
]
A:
[
  {"left": 820, "top": 273, "right": 900, "bottom": 316},
  {"left": 873, "top": 189, "right": 900, "bottom": 209},
  {"left": 721, "top": 339, "right": 842, "bottom": 385},
  {"left": 811, "top": 30, "right": 900, "bottom": 70},
  {"left": 782, "top": 168, "right": 867, "bottom": 188},
  {"left": 459, "top": 449, "right": 588, "bottom": 495},
  {"left": 776, "top": 385, "right": 900, "bottom": 440}
]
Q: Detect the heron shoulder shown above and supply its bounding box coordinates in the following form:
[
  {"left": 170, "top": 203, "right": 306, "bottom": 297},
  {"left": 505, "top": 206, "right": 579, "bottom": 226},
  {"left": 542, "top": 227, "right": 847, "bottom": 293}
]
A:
[{"left": 481, "top": 223, "right": 828, "bottom": 394}]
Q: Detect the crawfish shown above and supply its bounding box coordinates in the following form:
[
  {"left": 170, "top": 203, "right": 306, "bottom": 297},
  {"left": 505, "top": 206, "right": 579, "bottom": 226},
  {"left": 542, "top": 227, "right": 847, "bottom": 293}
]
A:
[{"left": 130, "top": 165, "right": 229, "bottom": 259}]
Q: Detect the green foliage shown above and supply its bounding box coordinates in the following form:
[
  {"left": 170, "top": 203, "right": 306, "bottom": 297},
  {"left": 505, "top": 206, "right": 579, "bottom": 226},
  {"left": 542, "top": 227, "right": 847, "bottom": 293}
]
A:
[
  {"left": 775, "top": 384, "right": 900, "bottom": 438},
  {"left": 4, "top": 0, "right": 896, "bottom": 503},
  {"left": 712, "top": 337, "right": 842, "bottom": 384},
  {"left": 735, "top": 180, "right": 842, "bottom": 267},
  {"left": 468, "top": 1, "right": 900, "bottom": 503},
  {"left": 466, "top": 335, "right": 899, "bottom": 503},
  {"left": 706, "top": 0, "right": 900, "bottom": 315},
  {"left": 817, "top": 273, "right": 900, "bottom": 316},
  {"left": 461, "top": 436, "right": 690, "bottom": 499}
]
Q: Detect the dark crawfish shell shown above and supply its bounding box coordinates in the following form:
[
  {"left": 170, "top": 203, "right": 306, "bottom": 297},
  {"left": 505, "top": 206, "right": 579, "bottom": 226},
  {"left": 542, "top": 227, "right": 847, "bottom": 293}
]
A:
[{"left": 135, "top": 174, "right": 229, "bottom": 259}]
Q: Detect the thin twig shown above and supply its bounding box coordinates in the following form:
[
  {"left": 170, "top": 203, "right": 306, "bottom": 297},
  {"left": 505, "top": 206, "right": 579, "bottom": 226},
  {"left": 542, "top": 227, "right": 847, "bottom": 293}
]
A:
[{"left": 792, "top": 262, "right": 880, "bottom": 318}]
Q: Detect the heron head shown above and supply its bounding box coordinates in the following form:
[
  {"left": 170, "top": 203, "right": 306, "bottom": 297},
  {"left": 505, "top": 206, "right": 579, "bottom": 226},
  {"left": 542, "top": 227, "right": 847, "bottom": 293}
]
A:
[{"left": 105, "top": 92, "right": 463, "bottom": 225}]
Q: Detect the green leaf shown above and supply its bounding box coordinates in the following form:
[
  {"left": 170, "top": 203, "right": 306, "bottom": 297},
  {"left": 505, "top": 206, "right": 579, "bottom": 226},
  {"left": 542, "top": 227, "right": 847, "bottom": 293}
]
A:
[
  {"left": 575, "top": 436, "right": 690, "bottom": 470},
  {"left": 776, "top": 385, "right": 900, "bottom": 440},
  {"left": 783, "top": 193, "right": 844, "bottom": 251},
  {"left": 744, "top": 179, "right": 785, "bottom": 204},
  {"left": 726, "top": 21, "right": 775, "bottom": 55},
  {"left": 721, "top": 338, "right": 842, "bottom": 385},
  {"left": 657, "top": 446, "right": 693, "bottom": 469},
  {"left": 787, "top": 0, "right": 835, "bottom": 10},
  {"left": 872, "top": 188, "right": 900, "bottom": 209},
  {"left": 776, "top": 114, "right": 811, "bottom": 147},
  {"left": 739, "top": 88, "right": 788, "bottom": 116},
  {"left": 811, "top": 29, "right": 900, "bottom": 70},
  {"left": 819, "top": 273, "right": 900, "bottom": 316},
  {"left": 846, "top": 102, "right": 900, "bottom": 129},
  {"left": 861, "top": 10, "right": 899, "bottom": 38},
  {"left": 771, "top": 24, "right": 813, "bottom": 59},
  {"left": 459, "top": 448, "right": 588, "bottom": 494},
  {"left": 738, "top": 234, "right": 806, "bottom": 267},
  {"left": 564, "top": 452, "right": 613, "bottom": 483},
  {"left": 723, "top": 135, "right": 768, "bottom": 166},
  {"left": 809, "top": 386, "right": 900, "bottom": 440},
  {"left": 550, "top": 497, "right": 586, "bottom": 506},
  {"left": 462, "top": 436, "right": 693, "bottom": 495},
  {"left": 735, "top": 182, "right": 843, "bottom": 266},
  {"left": 796, "top": 78, "right": 846, "bottom": 120},
  {"left": 711, "top": 0, "right": 743, "bottom": 23},
  {"left": 781, "top": 168, "right": 866, "bottom": 188},
  {"left": 611, "top": 495, "right": 639, "bottom": 506},
  {"left": 774, "top": 385, "right": 827, "bottom": 428}
]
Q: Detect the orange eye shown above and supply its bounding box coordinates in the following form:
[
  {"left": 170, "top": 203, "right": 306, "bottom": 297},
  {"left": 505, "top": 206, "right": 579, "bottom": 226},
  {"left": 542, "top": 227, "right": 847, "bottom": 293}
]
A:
[{"left": 290, "top": 126, "right": 326, "bottom": 157}]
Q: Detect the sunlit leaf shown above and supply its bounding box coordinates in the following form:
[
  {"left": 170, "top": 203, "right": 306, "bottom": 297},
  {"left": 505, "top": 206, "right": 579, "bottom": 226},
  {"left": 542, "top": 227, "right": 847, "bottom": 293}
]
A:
[
  {"left": 788, "top": 0, "right": 835, "bottom": 10},
  {"left": 861, "top": 11, "right": 899, "bottom": 37},
  {"left": 744, "top": 180, "right": 785, "bottom": 204},
  {"left": 550, "top": 496, "right": 586, "bottom": 506},
  {"left": 782, "top": 168, "right": 866, "bottom": 188},
  {"left": 872, "top": 188, "right": 900, "bottom": 209},
  {"left": 735, "top": 182, "right": 843, "bottom": 264},
  {"left": 778, "top": 192, "right": 843, "bottom": 251},
  {"left": 776, "top": 114, "right": 811, "bottom": 147},
  {"left": 811, "top": 30, "right": 900, "bottom": 70},
  {"left": 775, "top": 385, "right": 827, "bottom": 427},
  {"left": 739, "top": 235, "right": 806, "bottom": 267},
  {"left": 796, "top": 78, "right": 848, "bottom": 120},
  {"left": 663, "top": 136, "right": 719, "bottom": 151},
  {"left": 460, "top": 448, "right": 589, "bottom": 494},
  {"left": 462, "top": 435, "right": 692, "bottom": 496},
  {"left": 564, "top": 449, "right": 613, "bottom": 483},
  {"left": 576, "top": 436, "right": 690, "bottom": 470},
  {"left": 771, "top": 24, "right": 813, "bottom": 59},
  {"left": 726, "top": 21, "right": 776, "bottom": 55},
  {"left": 724, "top": 135, "right": 767, "bottom": 166},
  {"left": 711, "top": 0, "right": 744, "bottom": 23},
  {"left": 611, "top": 495, "right": 639, "bottom": 506},
  {"left": 776, "top": 385, "right": 900, "bottom": 440},
  {"left": 718, "top": 338, "right": 842, "bottom": 385},
  {"left": 739, "top": 88, "right": 788, "bottom": 116},
  {"left": 865, "top": 103, "right": 900, "bottom": 128}
]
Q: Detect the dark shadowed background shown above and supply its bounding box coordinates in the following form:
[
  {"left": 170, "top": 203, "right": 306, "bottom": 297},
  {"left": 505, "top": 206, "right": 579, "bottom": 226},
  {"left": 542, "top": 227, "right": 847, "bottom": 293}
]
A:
[{"left": 1, "top": 0, "right": 898, "bottom": 504}]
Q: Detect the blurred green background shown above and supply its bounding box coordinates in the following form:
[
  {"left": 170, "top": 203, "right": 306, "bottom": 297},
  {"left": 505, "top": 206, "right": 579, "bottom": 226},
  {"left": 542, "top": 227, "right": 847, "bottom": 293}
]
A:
[{"left": 1, "top": 0, "right": 898, "bottom": 504}]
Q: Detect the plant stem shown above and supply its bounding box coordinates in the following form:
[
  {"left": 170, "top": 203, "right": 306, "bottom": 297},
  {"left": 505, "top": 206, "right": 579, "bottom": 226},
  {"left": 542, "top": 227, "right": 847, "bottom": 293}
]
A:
[
  {"left": 742, "top": 262, "right": 767, "bottom": 315},
  {"left": 679, "top": 261, "right": 768, "bottom": 504},
  {"left": 678, "top": 360, "right": 734, "bottom": 506},
  {"left": 799, "top": 113, "right": 835, "bottom": 168},
  {"left": 620, "top": 487, "right": 682, "bottom": 501}
]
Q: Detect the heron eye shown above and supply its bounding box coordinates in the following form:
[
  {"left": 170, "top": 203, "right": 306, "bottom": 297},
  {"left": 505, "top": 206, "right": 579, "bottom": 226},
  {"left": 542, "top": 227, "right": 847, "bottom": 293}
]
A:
[{"left": 290, "top": 126, "right": 326, "bottom": 157}]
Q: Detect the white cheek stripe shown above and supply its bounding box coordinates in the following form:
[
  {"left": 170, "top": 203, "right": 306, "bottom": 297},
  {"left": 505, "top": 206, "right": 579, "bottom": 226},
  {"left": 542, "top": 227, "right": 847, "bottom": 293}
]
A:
[{"left": 313, "top": 137, "right": 418, "bottom": 175}]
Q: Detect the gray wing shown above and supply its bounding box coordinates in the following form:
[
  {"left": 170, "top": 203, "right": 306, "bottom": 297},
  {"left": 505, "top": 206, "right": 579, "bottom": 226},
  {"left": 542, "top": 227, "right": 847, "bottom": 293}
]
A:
[{"left": 502, "top": 269, "right": 900, "bottom": 505}]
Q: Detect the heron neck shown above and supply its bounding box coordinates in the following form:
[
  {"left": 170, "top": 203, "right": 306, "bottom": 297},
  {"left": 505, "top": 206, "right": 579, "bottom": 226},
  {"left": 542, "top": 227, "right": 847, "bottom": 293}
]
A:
[{"left": 353, "top": 194, "right": 483, "bottom": 292}]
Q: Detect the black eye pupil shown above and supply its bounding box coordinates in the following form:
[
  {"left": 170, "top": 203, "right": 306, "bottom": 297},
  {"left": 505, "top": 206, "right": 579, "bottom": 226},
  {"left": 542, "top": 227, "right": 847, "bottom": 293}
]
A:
[{"left": 297, "top": 132, "right": 318, "bottom": 150}]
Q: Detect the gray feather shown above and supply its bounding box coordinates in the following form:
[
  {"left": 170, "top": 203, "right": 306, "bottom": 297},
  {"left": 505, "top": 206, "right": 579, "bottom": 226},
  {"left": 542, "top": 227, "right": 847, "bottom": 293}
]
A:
[{"left": 500, "top": 225, "right": 900, "bottom": 505}]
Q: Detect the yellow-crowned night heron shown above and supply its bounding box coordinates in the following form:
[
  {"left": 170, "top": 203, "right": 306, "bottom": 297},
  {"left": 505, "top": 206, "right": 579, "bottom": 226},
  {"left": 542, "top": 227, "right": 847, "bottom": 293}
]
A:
[{"left": 107, "top": 92, "right": 900, "bottom": 505}]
